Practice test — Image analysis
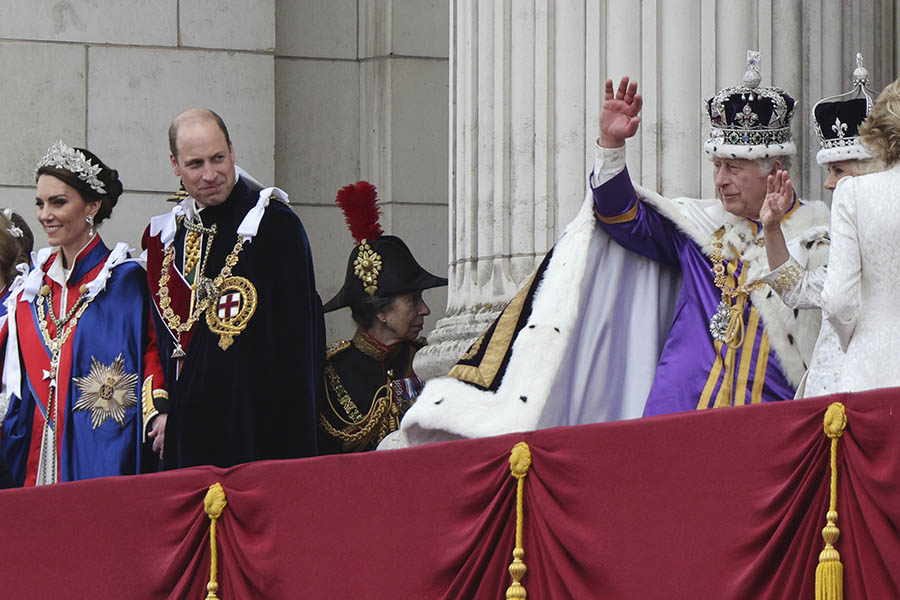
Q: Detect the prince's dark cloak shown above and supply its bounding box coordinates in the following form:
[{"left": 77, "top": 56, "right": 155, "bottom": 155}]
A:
[{"left": 143, "top": 176, "right": 324, "bottom": 468}]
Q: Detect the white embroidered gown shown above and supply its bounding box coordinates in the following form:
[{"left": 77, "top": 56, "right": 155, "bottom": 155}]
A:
[
  {"left": 762, "top": 259, "right": 841, "bottom": 397},
  {"left": 821, "top": 165, "right": 900, "bottom": 392}
]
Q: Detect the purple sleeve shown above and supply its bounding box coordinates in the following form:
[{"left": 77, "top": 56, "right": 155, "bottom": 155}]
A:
[{"left": 591, "top": 166, "right": 684, "bottom": 267}]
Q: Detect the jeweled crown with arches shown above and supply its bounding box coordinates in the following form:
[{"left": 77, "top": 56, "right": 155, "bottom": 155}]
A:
[{"left": 704, "top": 50, "right": 796, "bottom": 159}]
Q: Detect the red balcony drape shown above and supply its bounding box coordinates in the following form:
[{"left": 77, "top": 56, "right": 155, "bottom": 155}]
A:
[{"left": 1, "top": 389, "right": 899, "bottom": 598}]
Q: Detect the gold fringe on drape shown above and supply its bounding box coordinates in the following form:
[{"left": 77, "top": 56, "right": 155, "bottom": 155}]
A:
[
  {"left": 816, "top": 402, "right": 847, "bottom": 600},
  {"left": 506, "top": 442, "right": 532, "bottom": 599},
  {"left": 204, "top": 482, "right": 229, "bottom": 600}
]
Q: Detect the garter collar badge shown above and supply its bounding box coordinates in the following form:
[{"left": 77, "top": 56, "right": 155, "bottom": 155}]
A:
[
  {"left": 205, "top": 276, "right": 258, "bottom": 350},
  {"left": 73, "top": 354, "right": 139, "bottom": 429}
]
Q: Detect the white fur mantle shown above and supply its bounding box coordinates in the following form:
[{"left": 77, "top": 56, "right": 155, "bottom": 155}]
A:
[
  {"left": 634, "top": 184, "right": 830, "bottom": 387},
  {"left": 387, "top": 186, "right": 829, "bottom": 449},
  {"left": 394, "top": 191, "right": 679, "bottom": 447}
]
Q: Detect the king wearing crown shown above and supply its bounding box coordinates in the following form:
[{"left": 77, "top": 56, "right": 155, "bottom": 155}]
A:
[
  {"left": 588, "top": 51, "right": 830, "bottom": 415},
  {"left": 377, "top": 52, "right": 834, "bottom": 449}
]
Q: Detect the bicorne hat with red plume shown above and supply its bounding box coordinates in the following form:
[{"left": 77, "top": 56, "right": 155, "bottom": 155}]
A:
[{"left": 322, "top": 181, "right": 447, "bottom": 313}]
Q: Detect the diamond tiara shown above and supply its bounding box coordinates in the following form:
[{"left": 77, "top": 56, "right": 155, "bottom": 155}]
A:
[{"left": 35, "top": 140, "right": 106, "bottom": 194}]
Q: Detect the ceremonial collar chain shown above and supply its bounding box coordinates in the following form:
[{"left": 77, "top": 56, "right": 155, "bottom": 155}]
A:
[
  {"left": 157, "top": 224, "right": 246, "bottom": 357},
  {"left": 34, "top": 282, "right": 97, "bottom": 484},
  {"left": 183, "top": 217, "right": 217, "bottom": 235},
  {"left": 708, "top": 227, "right": 766, "bottom": 347}
]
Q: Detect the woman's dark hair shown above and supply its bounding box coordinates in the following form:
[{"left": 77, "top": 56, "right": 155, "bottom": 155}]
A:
[
  {"left": 0, "top": 212, "right": 30, "bottom": 285},
  {"left": 7, "top": 212, "right": 33, "bottom": 257},
  {"left": 350, "top": 294, "right": 397, "bottom": 330},
  {"left": 35, "top": 146, "right": 124, "bottom": 225}
]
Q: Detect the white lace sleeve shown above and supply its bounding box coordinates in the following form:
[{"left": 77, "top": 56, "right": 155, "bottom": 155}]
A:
[
  {"left": 759, "top": 257, "right": 826, "bottom": 309},
  {"left": 822, "top": 178, "right": 861, "bottom": 351}
]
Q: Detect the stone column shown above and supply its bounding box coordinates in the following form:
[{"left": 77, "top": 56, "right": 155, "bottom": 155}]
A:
[
  {"left": 416, "top": 0, "right": 899, "bottom": 379},
  {"left": 276, "top": 0, "right": 450, "bottom": 343}
]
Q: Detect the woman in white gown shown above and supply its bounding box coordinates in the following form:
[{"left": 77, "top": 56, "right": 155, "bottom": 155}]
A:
[
  {"left": 759, "top": 55, "right": 883, "bottom": 397},
  {"left": 820, "top": 76, "right": 900, "bottom": 392}
]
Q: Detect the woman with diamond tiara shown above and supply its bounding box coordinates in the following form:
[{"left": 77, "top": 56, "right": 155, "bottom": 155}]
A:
[{"left": 0, "top": 141, "right": 166, "bottom": 485}]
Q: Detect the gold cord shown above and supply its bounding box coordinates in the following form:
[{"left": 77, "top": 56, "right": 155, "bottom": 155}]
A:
[
  {"left": 204, "top": 483, "right": 228, "bottom": 600},
  {"left": 816, "top": 402, "right": 847, "bottom": 600},
  {"left": 319, "top": 368, "right": 398, "bottom": 449},
  {"left": 709, "top": 228, "right": 766, "bottom": 348},
  {"left": 506, "top": 442, "right": 532, "bottom": 600}
]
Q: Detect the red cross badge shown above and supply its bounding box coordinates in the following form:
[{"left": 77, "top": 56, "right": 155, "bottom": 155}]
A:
[
  {"left": 206, "top": 276, "right": 258, "bottom": 350},
  {"left": 217, "top": 292, "right": 242, "bottom": 319}
]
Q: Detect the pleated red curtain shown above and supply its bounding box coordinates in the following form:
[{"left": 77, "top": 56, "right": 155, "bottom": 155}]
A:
[{"left": 0, "top": 390, "right": 898, "bottom": 598}]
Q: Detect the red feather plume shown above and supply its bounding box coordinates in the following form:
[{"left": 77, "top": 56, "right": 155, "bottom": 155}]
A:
[{"left": 335, "top": 181, "right": 383, "bottom": 243}]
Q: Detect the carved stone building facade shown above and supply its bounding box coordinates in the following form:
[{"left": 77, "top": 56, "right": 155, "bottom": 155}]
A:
[{"left": 416, "top": 0, "right": 900, "bottom": 378}]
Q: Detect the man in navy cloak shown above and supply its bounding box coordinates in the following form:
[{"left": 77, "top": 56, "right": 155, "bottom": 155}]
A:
[{"left": 142, "top": 109, "right": 324, "bottom": 468}]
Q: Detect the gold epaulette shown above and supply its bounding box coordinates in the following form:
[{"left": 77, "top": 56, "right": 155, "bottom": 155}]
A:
[{"left": 326, "top": 339, "right": 351, "bottom": 360}]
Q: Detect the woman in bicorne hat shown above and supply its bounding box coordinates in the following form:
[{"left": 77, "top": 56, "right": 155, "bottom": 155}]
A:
[{"left": 318, "top": 181, "right": 447, "bottom": 453}]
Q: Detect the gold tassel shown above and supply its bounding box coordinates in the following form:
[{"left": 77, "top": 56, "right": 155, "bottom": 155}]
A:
[
  {"left": 506, "top": 442, "right": 532, "bottom": 600},
  {"left": 204, "top": 482, "right": 228, "bottom": 600},
  {"left": 816, "top": 402, "right": 847, "bottom": 600}
]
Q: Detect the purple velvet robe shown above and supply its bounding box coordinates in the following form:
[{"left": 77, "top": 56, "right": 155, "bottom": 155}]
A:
[{"left": 592, "top": 168, "right": 795, "bottom": 416}]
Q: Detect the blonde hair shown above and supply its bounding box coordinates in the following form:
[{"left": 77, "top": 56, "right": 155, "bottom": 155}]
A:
[
  {"left": 852, "top": 156, "right": 885, "bottom": 175},
  {"left": 859, "top": 77, "right": 900, "bottom": 167}
]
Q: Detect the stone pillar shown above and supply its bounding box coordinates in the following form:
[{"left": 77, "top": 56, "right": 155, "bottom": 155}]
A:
[
  {"left": 416, "top": 0, "right": 899, "bottom": 380},
  {"left": 279, "top": 0, "right": 450, "bottom": 343}
]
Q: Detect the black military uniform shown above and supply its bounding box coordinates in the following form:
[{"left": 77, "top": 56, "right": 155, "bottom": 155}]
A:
[
  {"left": 319, "top": 181, "right": 446, "bottom": 453},
  {"left": 319, "top": 330, "right": 427, "bottom": 453}
]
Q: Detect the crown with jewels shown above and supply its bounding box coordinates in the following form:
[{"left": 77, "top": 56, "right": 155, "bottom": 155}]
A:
[
  {"left": 704, "top": 50, "right": 796, "bottom": 160},
  {"left": 812, "top": 53, "right": 875, "bottom": 166},
  {"left": 35, "top": 140, "right": 106, "bottom": 194}
]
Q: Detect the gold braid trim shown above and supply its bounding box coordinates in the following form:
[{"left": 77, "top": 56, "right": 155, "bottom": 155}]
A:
[
  {"left": 324, "top": 365, "right": 363, "bottom": 422},
  {"left": 816, "top": 402, "right": 847, "bottom": 600},
  {"left": 769, "top": 261, "right": 804, "bottom": 296},
  {"left": 593, "top": 201, "right": 639, "bottom": 224},
  {"left": 141, "top": 376, "right": 169, "bottom": 442},
  {"left": 183, "top": 230, "right": 202, "bottom": 275},
  {"left": 141, "top": 376, "right": 158, "bottom": 442},
  {"left": 320, "top": 366, "right": 400, "bottom": 450},
  {"left": 326, "top": 339, "right": 351, "bottom": 360},
  {"left": 506, "top": 442, "right": 532, "bottom": 600}
]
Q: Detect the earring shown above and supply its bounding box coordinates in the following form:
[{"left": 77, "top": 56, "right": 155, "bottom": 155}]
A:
[{"left": 86, "top": 214, "right": 95, "bottom": 237}]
